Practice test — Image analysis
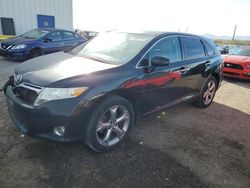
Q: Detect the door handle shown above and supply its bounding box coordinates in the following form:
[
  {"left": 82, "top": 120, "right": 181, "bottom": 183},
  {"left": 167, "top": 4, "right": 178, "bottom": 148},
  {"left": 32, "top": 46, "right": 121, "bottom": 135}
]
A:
[{"left": 179, "top": 66, "right": 190, "bottom": 74}]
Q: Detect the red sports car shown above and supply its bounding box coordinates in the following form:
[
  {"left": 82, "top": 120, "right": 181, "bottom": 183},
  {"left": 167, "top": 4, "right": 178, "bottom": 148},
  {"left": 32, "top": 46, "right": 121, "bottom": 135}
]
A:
[{"left": 223, "top": 47, "right": 250, "bottom": 80}]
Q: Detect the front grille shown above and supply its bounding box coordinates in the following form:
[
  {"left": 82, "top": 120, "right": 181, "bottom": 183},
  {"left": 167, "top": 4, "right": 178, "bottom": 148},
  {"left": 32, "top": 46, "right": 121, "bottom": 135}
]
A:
[
  {"left": 223, "top": 71, "right": 240, "bottom": 76},
  {"left": 224, "top": 62, "right": 243, "bottom": 70},
  {"left": 12, "top": 83, "right": 43, "bottom": 105}
]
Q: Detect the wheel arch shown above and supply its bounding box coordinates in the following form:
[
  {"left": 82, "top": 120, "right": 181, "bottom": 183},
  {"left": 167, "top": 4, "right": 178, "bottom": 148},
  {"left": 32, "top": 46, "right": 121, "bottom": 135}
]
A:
[{"left": 91, "top": 89, "right": 139, "bottom": 123}]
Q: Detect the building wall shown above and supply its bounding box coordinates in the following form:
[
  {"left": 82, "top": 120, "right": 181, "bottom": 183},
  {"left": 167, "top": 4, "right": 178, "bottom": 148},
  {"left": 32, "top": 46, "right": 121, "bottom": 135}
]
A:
[{"left": 0, "top": 0, "right": 73, "bottom": 35}]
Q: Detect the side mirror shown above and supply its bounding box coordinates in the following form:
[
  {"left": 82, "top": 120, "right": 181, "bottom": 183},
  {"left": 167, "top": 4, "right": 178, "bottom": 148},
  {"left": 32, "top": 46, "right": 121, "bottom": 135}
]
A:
[
  {"left": 151, "top": 56, "right": 170, "bottom": 66},
  {"left": 44, "top": 38, "right": 52, "bottom": 43}
]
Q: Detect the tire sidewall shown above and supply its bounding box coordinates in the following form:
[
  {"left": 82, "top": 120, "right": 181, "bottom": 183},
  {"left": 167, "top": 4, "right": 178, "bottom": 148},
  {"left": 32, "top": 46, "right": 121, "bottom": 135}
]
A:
[
  {"left": 86, "top": 95, "right": 134, "bottom": 152},
  {"left": 30, "top": 49, "right": 41, "bottom": 58}
]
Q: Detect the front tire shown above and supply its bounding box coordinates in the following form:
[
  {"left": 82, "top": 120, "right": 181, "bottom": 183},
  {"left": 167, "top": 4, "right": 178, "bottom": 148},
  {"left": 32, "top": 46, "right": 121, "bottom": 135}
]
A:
[
  {"left": 194, "top": 76, "right": 218, "bottom": 108},
  {"left": 29, "top": 49, "right": 41, "bottom": 59},
  {"left": 86, "top": 95, "right": 134, "bottom": 152}
]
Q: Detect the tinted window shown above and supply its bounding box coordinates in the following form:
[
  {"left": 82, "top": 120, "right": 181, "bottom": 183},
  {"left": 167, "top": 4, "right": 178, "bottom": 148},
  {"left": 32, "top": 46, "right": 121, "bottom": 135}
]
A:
[
  {"left": 204, "top": 41, "right": 215, "bottom": 56},
  {"left": 63, "top": 31, "right": 75, "bottom": 40},
  {"left": 182, "top": 37, "right": 205, "bottom": 59},
  {"left": 148, "top": 37, "right": 182, "bottom": 63},
  {"left": 46, "top": 31, "right": 63, "bottom": 41}
]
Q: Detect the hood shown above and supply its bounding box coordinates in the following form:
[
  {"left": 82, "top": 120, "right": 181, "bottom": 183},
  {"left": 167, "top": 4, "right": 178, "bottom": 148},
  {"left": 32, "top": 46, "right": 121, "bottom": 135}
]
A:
[
  {"left": 224, "top": 55, "right": 250, "bottom": 64},
  {"left": 15, "top": 52, "right": 117, "bottom": 86},
  {"left": 1, "top": 36, "right": 34, "bottom": 45}
]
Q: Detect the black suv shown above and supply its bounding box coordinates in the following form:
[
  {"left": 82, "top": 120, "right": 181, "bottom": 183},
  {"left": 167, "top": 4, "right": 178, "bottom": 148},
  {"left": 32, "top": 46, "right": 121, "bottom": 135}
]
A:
[{"left": 3, "top": 31, "right": 223, "bottom": 152}]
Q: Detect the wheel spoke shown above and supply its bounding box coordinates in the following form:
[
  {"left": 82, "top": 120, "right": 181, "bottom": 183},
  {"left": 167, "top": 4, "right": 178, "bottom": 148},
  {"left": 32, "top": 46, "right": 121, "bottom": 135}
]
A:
[
  {"left": 204, "top": 93, "right": 209, "bottom": 103},
  {"left": 116, "top": 111, "right": 129, "bottom": 124},
  {"left": 110, "top": 106, "right": 118, "bottom": 122},
  {"left": 102, "top": 128, "right": 112, "bottom": 143},
  {"left": 113, "top": 126, "right": 124, "bottom": 139},
  {"left": 208, "top": 82, "right": 215, "bottom": 92},
  {"left": 97, "top": 121, "right": 111, "bottom": 132}
]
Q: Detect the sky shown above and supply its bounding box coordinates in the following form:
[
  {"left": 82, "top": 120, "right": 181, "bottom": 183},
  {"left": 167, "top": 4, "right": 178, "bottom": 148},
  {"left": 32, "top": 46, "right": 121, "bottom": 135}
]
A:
[{"left": 73, "top": 0, "right": 250, "bottom": 36}]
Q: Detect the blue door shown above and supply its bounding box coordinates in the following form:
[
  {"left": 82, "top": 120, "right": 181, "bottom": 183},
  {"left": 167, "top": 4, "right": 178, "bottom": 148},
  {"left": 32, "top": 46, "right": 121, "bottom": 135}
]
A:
[{"left": 37, "top": 15, "right": 55, "bottom": 28}]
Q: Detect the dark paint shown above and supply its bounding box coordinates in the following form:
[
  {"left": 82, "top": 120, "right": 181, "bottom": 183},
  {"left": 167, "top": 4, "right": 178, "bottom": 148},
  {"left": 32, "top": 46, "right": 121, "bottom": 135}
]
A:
[{"left": 4, "top": 32, "right": 223, "bottom": 142}]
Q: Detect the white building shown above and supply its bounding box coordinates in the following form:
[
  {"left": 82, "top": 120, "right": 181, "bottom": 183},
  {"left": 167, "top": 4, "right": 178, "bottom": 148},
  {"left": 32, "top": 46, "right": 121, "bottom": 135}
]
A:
[{"left": 0, "top": 0, "right": 73, "bottom": 35}]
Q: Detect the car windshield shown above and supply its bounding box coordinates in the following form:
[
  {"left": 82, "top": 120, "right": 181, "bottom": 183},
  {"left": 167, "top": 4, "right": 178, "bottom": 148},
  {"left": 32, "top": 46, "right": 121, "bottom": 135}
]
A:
[
  {"left": 71, "top": 32, "right": 155, "bottom": 65},
  {"left": 229, "top": 47, "right": 242, "bottom": 55},
  {"left": 21, "top": 29, "right": 50, "bottom": 39},
  {"left": 237, "top": 48, "right": 250, "bottom": 57}
]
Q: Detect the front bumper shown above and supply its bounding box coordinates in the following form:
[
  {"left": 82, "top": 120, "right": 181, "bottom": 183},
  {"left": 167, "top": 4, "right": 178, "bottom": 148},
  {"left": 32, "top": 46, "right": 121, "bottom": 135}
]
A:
[
  {"left": 0, "top": 48, "right": 30, "bottom": 61},
  {"left": 5, "top": 85, "right": 98, "bottom": 142},
  {"left": 223, "top": 68, "right": 250, "bottom": 80}
]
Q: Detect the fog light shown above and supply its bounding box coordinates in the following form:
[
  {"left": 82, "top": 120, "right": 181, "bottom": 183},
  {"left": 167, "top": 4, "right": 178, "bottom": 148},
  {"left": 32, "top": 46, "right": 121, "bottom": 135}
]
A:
[{"left": 54, "top": 126, "right": 65, "bottom": 136}]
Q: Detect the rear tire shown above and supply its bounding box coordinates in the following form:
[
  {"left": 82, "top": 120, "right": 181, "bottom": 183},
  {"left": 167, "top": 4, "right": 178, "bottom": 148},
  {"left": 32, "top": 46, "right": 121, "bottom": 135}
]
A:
[
  {"left": 194, "top": 76, "right": 218, "bottom": 108},
  {"left": 85, "top": 95, "right": 134, "bottom": 152}
]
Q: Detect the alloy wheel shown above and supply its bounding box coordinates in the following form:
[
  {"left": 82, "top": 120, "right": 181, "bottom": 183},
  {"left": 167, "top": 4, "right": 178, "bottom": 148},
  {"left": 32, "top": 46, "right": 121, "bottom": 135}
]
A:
[
  {"left": 203, "top": 80, "right": 216, "bottom": 105},
  {"left": 96, "top": 105, "right": 130, "bottom": 146}
]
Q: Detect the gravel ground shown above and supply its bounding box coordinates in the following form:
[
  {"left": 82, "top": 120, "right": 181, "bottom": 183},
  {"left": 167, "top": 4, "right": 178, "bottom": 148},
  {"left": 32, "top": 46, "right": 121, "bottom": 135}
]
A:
[{"left": 0, "top": 56, "right": 249, "bottom": 188}]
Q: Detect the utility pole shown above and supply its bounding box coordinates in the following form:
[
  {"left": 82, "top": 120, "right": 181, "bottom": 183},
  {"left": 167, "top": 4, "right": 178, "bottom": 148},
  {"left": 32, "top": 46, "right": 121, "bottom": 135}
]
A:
[{"left": 232, "top": 25, "right": 237, "bottom": 40}]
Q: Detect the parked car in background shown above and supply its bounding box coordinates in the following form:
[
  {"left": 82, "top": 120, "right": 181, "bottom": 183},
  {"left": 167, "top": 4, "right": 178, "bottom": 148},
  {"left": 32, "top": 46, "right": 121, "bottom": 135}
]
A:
[
  {"left": 3, "top": 31, "right": 223, "bottom": 152},
  {"left": 0, "top": 28, "right": 87, "bottom": 61},
  {"left": 228, "top": 46, "right": 242, "bottom": 55},
  {"left": 221, "top": 45, "right": 231, "bottom": 54},
  {"left": 215, "top": 44, "right": 223, "bottom": 53},
  {"left": 224, "top": 47, "right": 250, "bottom": 80}
]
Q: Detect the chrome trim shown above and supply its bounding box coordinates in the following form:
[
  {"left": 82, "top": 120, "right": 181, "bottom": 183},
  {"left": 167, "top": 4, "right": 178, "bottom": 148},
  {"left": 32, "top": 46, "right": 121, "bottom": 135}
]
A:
[
  {"left": 136, "top": 35, "right": 179, "bottom": 69},
  {"left": 6, "top": 45, "right": 13, "bottom": 50},
  {"left": 17, "top": 83, "right": 44, "bottom": 94}
]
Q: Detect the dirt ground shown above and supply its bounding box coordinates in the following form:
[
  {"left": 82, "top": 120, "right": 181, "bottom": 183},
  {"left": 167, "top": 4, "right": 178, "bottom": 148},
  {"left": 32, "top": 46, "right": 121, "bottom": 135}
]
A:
[{"left": 0, "top": 56, "right": 249, "bottom": 188}]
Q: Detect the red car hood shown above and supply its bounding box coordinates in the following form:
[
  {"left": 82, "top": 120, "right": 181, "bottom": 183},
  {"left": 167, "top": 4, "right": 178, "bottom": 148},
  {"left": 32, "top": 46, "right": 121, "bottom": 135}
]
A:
[{"left": 224, "top": 55, "right": 250, "bottom": 64}]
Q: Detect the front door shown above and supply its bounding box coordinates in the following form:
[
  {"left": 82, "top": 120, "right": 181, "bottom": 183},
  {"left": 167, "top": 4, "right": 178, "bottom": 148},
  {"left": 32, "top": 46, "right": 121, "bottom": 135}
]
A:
[
  {"left": 138, "top": 36, "right": 190, "bottom": 114},
  {"left": 43, "top": 31, "right": 63, "bottom": 54}
]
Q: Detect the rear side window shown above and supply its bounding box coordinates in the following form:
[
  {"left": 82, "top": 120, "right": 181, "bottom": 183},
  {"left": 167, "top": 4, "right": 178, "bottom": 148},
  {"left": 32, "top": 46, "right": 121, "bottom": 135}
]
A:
[
  {"left": 203, "top": 41, "right": 215, "bottom": 56},
  {"left": 63, "top": 31, "right": 75, "bottom": 40},
  {"left": 148, "top": 37, "right": 182, "bottom": 63},
  {"left": 181, "top": 37, "right": 205, "bottom": 59}
]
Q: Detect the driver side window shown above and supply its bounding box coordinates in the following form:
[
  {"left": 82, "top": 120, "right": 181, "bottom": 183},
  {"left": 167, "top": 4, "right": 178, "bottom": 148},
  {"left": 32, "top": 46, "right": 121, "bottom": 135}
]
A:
[
  {"left": 139, "top": 36, "right": 182, "bottom": 67},
  {"left": 46, "top": 31, "right": 63, "bottom": 42}
]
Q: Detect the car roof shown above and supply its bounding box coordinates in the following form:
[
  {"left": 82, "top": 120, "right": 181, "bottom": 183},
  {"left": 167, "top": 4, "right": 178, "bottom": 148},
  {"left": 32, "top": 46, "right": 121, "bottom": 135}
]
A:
[
  {"left": 114, "top": 30, "right": 205, "bottom": 39},
  {"left": 35, "top": 28, "right": 74, "bottom": 33}
]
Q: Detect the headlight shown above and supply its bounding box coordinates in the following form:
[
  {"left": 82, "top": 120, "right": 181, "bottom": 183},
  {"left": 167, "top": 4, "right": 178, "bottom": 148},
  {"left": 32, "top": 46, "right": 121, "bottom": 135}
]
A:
[
  {"left": 246, "top": 65, "right": 250, "bottom": 69},
  {"left": 34, "top": 87, "right": 88, "bottom": 106},
  {"left": 11, "top": 44, "right": 27, "bottom": 50}
]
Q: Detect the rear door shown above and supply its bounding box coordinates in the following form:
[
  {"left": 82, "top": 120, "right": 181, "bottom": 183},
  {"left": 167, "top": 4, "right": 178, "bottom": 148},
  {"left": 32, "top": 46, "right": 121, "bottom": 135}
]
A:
[
  {"left": 62, "top": 31, "right": 79, "bottom": 52},
  {"left": 138, "top": 36, "right": 190, "bottom": 114},
  {"left": 180, "top": 36, "right": 210, "bottom": 94},
  {"left": 43, "top": 31, "right": 63, "bottom": 54}
]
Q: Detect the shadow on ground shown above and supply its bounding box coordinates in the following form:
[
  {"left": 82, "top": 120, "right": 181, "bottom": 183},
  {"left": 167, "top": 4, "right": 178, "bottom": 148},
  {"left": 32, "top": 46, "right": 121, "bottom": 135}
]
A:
[{"left": 0, "top": 94, "right": 250, "bottom": 187}]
